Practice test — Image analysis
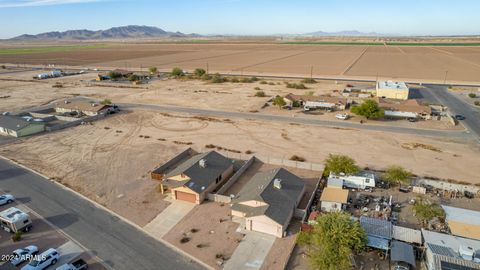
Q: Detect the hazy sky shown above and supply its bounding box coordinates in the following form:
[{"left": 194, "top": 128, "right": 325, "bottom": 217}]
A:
[{"left": 0, "top": 0, "right": 479, "bottom": 38}]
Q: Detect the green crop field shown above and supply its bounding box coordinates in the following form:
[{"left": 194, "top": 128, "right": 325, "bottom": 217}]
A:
[
  {"left": 282, "top": 41, "right": 480, "bottom": 46},
  {"left": 0, "top": 44, "right": 110, "bottom": 55}
]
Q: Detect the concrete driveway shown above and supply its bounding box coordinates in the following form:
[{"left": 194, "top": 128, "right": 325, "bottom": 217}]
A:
[
  {"left": 143, "top": 200, "right": 195, "bottom": 239},
  {"left": 224, "top": 231, "right": 276, "bottom": 270}
]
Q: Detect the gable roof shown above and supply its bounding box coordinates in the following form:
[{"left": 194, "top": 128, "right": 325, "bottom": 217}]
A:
[
  {"left": 0, "top": 115, "right": 43, "bottom": 131},
  {"left": 164, "top": 151, "right": 233, "bottom": 193},
  {"left": 232, "top": 168, "right": 305, "bottom": 225},
  {"left": 375, "top": 97, "right": 432, "bottom": 114},
  {"left": 55, "top": 99, "right": 110, "bottom": 113},
  {"left": 320, "top": 187, "right": 349, "bottom": 203},
  {"left": 442, "top": 205, "right": 480, "bottom": 240}
]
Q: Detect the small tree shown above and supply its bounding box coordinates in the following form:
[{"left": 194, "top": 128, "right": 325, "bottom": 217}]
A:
[
  {"left": 298, "top": 212, "right": 366, "bottom": 270},
  {"left": 272, "top": 95, "right": 286, "bottom": 108},
  {"left": 194, "top": 68, "right": 206, "bottom": 77},
  {"left": 128, "top": 74, "right": 139, "bottom": 82},
  {"left": 211, "top": 73, "right": 226, "bottom": 83},
  {"left": 350, "top": 99, "right": 384, "bottom": 119},
  {"left": 107, "top": 71, "right": 122, "bottom": 80},
  {"left": 171, "top": 67, "right": 184, "bottom": 77},
  {"left": 413, "top": 197, "right": 445, "bottom": 227},
  {"left": 100, "top": 99, "right": 112, "bottom": 105},
  {"left": 468, "top": 93, "right": 477, "bottom": 98},
  {"left": 323, "top": 154, "right": 359, "bottom": 177},
  {"left": 302, "top": 78, "right": 317, "bottom": 84},
  {"left": 1, "top": 65, "right": 6, "bottom": 69},
  {"left": 148, "top": 66, "right": 158, "bottom": 75},
  {"left": 383, "top": 165, "right": 412, "bottom": 187},
  {"left": 475, "top": 101, "right": 480, "bottom": 106}
]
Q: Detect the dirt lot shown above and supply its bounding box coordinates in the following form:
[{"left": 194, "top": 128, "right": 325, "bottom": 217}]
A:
[
  {"left": 163, "top": 202, "right": 244, "bottom": 269},
  {"left": 1, "top": 43, "right": 480, "bottom": 83}
]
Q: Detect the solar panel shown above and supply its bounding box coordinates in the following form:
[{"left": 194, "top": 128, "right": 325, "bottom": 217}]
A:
[{"left": 441, "top": 261, "right": 479, "bottom": 270}]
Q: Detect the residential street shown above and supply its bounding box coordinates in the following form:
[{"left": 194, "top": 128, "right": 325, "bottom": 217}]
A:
[{"left": 0, "top": 158, "right": 204, "bottom": 270}]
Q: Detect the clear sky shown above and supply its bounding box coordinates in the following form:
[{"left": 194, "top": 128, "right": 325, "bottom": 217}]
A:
[{"left": 0, "top": 0, "right": 479, "bottom": 39}]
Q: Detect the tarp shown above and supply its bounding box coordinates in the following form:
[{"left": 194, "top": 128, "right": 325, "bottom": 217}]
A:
[
  {"left": 367, "top": 235, "right": 390, "bottom": 250},
  {"left": 391, "top": 240, "right": 416, "bottom": 267}
]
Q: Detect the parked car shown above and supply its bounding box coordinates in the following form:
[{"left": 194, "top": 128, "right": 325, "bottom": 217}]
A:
[
  {"left": 399, "top": 187, "right": 410, "bottom": 193},
  {"left": 335, "top": 113, "right": 349, "bottom": 120},
  {"left": 407, "top": 117, "right": 417, "bottom": 122},
  {"left": 455, "top": 114, "right": 466, "bottom": 120},
  {"left": 21, "top": 248, "right": 59, "bottom": 270},
  {"left": 0, "top": 194, "right": 15, "bottom": 205},
  {"left": 10, "top": 245, "right": 39, "bottom": 266},
  {"left": 464, "top": 190, "right": 475, "bottom": 199},
  {"left": 56, "top": 259, "right": 88, "bottom": 270}
]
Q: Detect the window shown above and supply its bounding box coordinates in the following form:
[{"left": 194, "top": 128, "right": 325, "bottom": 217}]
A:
[
  {"left": 23, "top": 219, "right": 29, "bottom": 224},
  {"left": 365, "top": 179, "right": 370, "bottom": 183}
]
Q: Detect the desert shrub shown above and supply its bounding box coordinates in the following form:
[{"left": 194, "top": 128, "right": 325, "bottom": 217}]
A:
[
  {"left": 12, "top": 231, "right": 22, "bottom": 242},
  {"left": 290, "top": 155, "right": 306, "bottom": 162},
  {"left": 468, "top": 93, "right": 477, "bottom": 98},
  {"left": 201, "top": 74, "right": 212, "bottom": 81},
  {"left": 52, "top": 82, "right": 63, "bottom": 88},
  {"left": 191, "top": 228, "right": 199, "bottom": 233},
  {"left": 255, "top": 91, "right": 266, "bottom": 97},
  {"left": 148, "top": 66, "right": 157, "bottom": 74},
  {"left": 286, "top": 82, "right": 307, "bottom": 89},
  {"left": 100, "top": 99, "right": 112, "bottom": 105},
  {"left": 254, "top": 86, "right": 261, "bottom": 90},
  {"left": 272, "top": 95, "right": 286, "bottom": 108},
  {"left": 194, "top": 68, "right": 206, "bottom": 77},
  {"left": 474, "top": 101, "right": 480, "bottom": 106},
  {"left": 305, "top": 91, "right": 315, "bottom": 96},
  {"left": 302, "top": 78, "right": 317, "bottom": 84},
  {"left": 229, "top": 77, "right": 240, "bottom": 83},
  {"left": 268, "top": 82, "right": 275, "bottom": 85},
  {"left": 128, "top": 74, "right": 139, "bottom": 82},
  {"left": 260, "top": 80, "right": 268, "bottom": 84},
  {"left": 180, "top": 237, "right": 191, "bottom": 244},
  {"left": 205, "top": 144, "right": 216, "bottom": 148},
  {"left": 245, "top": 150, "right": 253, "bottom": 154},
  {"left": 107, "top": 71, "right": 122, "bottom": 80},
  {"left": 0, "top": 65, "right": 6, "bottom": 69},
  {"left": 171, "top": 67, "right": 184, "bottom": 77},
  {"left": 211, "top": 73, "right": 226, "bottom": 83},
  {"left": 196, "top": 244, "right": 209, "bottom": 248}
]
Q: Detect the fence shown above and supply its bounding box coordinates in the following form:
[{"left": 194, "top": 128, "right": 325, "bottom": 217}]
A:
[
  {"left": 216, "top": 156, "right": 256, "bottom": 195},
  {"left": 413, "top": 178, "right": 480, "bottom": 194},
  {"left": 150, "top": 147, "right": 195, "bottom": 180},
  {"left": 301, "top": 177, "right": 322, "bottom": 222},
  {"left": 45, "top": 114, "right": 106, "bottom": 132},
  {"left": 206, "top": 193, "right": 231, "bottom": 203}
]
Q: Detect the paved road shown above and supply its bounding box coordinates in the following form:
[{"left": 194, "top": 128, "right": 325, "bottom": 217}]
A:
[
  {"left": 119, "top": 103, "right": 472, "bottom": 140},
  {"left": 422, "top": 85, "right": 480, "bottom": 139},
  {"left": 0, "top": 159, "right": 204, "bottom": 270}
]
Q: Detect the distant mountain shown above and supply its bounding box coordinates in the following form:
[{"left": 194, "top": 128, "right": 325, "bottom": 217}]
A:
[
  {"left": 10, "top": 25, "right": 199, "bottom": 40},
  {"left": 304, "top": 30, "right": 382, "bottom": 37}
]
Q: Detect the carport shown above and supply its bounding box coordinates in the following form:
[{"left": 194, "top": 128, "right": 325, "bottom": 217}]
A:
[{"left": 391, "top": 240, "right": 416, "bottom": 269}]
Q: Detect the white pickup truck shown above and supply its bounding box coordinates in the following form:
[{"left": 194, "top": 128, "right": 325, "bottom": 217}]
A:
[{"left": 56, "top": 259, "right": 88, "bottom": 270}]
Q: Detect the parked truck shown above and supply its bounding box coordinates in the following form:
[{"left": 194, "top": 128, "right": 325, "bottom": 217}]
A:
[
  {"left": 0, "top": 207, "right": 32, "bottom": 233},
  {"left": 56, "top": 259, "right": 88, "bottom": 270}
]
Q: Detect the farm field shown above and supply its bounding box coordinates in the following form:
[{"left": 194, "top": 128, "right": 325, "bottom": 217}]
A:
[{"left": 1, "top": 43, "right": 480, "bottom": 83}]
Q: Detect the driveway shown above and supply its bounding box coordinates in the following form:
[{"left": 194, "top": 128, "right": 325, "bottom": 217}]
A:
[
  {"left": 143, "top": 200, "right": 195, "bottom": 239},
  {"left": 224, "top": 231, "right": 276, "bottom": 270}
]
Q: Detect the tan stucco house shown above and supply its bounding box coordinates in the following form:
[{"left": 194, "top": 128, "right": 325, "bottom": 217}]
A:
[
  {"left": 55, "top": 100, "right": 112, "bottom": 116},
  {"left": 231, "top": 168, "right": 305, "bottom": 238},
  {"left": 160, "top": 151, "right": 234, "bottom": 204}
]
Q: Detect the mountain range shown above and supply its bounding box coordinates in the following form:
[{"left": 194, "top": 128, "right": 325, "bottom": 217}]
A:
[
  {"left": 304, "top": 30, "right": 382, "bottom": 36},
  {"left": 10, "top": 25, "right": 198, "bottom": 41}
]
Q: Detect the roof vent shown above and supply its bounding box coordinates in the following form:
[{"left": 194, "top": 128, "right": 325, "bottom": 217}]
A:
[
  {"left": 459, "top": 245, "right": 474, "bottom": 261},
  {"left": 64, "top": 100, "right": 69, "bottom": 104},
  {"left": 273, "top": 178, "right": 282, "bottom": 189},
  {"left": 199, "top": 159, "right": 207, "bottom": 168},
  {"left": 91, "top": 103, "right": 97, "bottom": 107}
]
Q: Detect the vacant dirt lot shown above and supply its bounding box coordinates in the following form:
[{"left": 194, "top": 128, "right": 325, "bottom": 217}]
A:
[{"left": 1, "top": 43, "right": 480, "bottom": 83}]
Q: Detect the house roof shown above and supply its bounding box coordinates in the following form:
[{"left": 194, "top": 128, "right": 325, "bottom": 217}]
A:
[
  {"left": 327, "top": 177, "right": 343, "bottom": 188},
  {"left": 320, "top": 187, "right": 349, "bottom": 203},
  {"left": 377, "top": 81, "right": 409, "bottom": 91},
  {"left": 0, "top": 115, "right": 43, "bottom": 131},
  {"left": 392, "top": 225, "right": 422, "bottom": 244},
  {"left": 360, "top": 216, "right": 392, "bottom": 239},
  {"left": 391, "top": 240, "right": 416, "bottom": 267},
  {"left": 284, "top": 93, "right": 348, "bottom": 105},
  {"left": 55, "top": 99, "right": 110, "bottom": 113},
  {"left": 434, "top": 255, "right": 480, "bottom": 270},
  {"left": 442, "top": 205, "right": 480, "bottom": 240},
  {"left": 374, "top": 97, "right": 432, "bottom": 114},
  {"left": 422, "top": 229, "right": 480, "bottom": 260},
  {"left": 164, "top": 151, "right": 233, "bottom": 194},
  {"left": 231, "top": 168, "right": 305, "bottom": 225}
]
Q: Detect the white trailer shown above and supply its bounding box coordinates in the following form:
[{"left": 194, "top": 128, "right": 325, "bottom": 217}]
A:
[
  {"left": 304, "top": 101, "right": 336, "bottom": 111},
  {"left": 50, "top": 70, "right": 62, "bottom": 77},
  {"left": 329, "top": 172, "right": 375, "bottom": 189},
  {"left": 37, "top": 73, "right": 50, "bottom": 79},
  {"left": 0, "top": 207, "right": 32, "bottom": 233}
]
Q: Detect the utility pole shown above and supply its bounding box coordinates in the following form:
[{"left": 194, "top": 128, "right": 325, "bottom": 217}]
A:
[
  {"left": 310, "top": 65, "right": 313, "bottom": 79},
  {"left": 444, "top": 70, "right": 448, "bottom": 85},
  {"left": 206, "top": 62, "right": 209, "bottom": 74}
]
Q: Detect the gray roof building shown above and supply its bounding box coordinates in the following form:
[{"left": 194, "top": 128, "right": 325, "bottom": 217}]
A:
[
  {"left": 0, "top": 115, "right": 45, "bottom": 137},
  {"left": 232, "top": 168, "right": 305, "bottom": 225},
  {"left": 391, "top": 240, "right": 416, "bottom": 267},
  {"left": 0, "top": 115, "right": 35, "bottom": 131},
  {"left": 360, "top": 216, "right": 393, "bottom": 250},
  {"left": 163, "top": 150, "right": 233, "bottom": 194}
]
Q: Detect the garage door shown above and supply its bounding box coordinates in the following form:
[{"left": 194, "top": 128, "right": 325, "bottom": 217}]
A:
[
  {"left": 250, "top": 220, "right": 279, "bottom": 236},
  {"left": 175, "top": 191, "right": 196, "bottom": 203}
]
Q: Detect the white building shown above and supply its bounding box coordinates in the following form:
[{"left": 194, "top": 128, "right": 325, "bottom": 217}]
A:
[
  {"left": 376, "top": 81, "right": 409, "bottom": 100},
  {"left": 320, "top": 187, "right": 349, "bottom": 212},
  {"left": 328, "top": 172, "right": 375, "bottom": 189}
]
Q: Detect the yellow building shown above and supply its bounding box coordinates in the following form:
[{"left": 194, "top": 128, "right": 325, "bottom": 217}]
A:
[{"left": 376, "top": 81, "right": 409, "bottom": 100}]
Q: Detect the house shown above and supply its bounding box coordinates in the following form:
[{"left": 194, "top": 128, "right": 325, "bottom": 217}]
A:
[
  {"left": 320, "top": 187, "right": 349, "bottom": 212},
  {"left": 161, "top": 151, "right": 233, "bottom": 204},
  {"left": 0, "top": 115, "right": 45, "bottom": 137},
  {"left": 422, "top": 229, "right": 480, "bottom": 270},
  {"left": 54, "top": 100, "right": 112, "bottom": 116},
  {"left": 376, "top": 80, "right": 410, "bottom": 100},
  {"left": 390, "top": 240, "right": 416, "bottom": 270},
  {"left": 112, "top": 69, "right": 133, "bottom": 77},
  {"left": 342, "top": 84, "right": 376, "bottom": 98},
  {"left": 441, "top": 205, "right": 480, "bottom": 241},
  {"left": 375, "top": 97, "right": 432, "bottom": 120},
  {"left": 231, "top": 168, "right": 305, "bottom": 238},
  {"left": 393, "top": 225, "right": 423, "bottom": 245},
  {"left": 283, "top": 93, "right": 349, "bottom": 111},
  {"left": 328, "top": 172, "right": 375, "bottom": 190},
  {"left": 360, "top": 216, "right": 392, "bottom": 251}
]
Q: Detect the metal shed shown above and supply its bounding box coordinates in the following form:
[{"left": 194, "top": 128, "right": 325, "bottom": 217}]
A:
[{"left": 391, "top": 240, "right": 416, "bottom": 267}]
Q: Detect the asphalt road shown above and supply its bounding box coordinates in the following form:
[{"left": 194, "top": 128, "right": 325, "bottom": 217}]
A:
[
  {"left": 119, "top": 103, "right": 472, "bottom": 140},
  {"left": 422, "top": 85, "right": 480, "bottom": 139},
  {"left": 0, "top": 158, "right": 204, "bottom": 270}
]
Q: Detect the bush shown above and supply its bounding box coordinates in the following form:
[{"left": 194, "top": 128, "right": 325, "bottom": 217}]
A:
[
  {"left": 254, "top": 87, "right": 261, "bottom": 90},
  {"left": 211, "top": 73, "right": 226, "bottom": 83},
  {"left": 1, "top": 65, "right": 6, "bottom": 69},
  {"left": 255, "top": 91, "right": 266, "bottom": 97},
  {"left": 100, "top": 99, "right": 112, "bottom": 105},
  {"left": 323, "top": 154, "right": 359, "bottom": 177},
  {"left": 194, "top": 68, "right": 206, "bottom": 77},
  {"left": 171, "top": 67, "right": 184, "bottom": 77},
  {"left": 468, "top": 93, "right": 477, "bottom": 98},
  {"left": 268, "top": 82, "right": 275, "bottom": 85},
  {"left": 305, "top": 91, "right": 315, "bottom": 96},
  {"left": 350, "top": 99, "right": 384, "bottom": 119},
  {"left": 290, "top": 155, "right": 306, "bottom": 162},
  {"left": 180, "top": 237, "right": 191, "bottom": 243},
  {"left": 272, "top": 95, "right": 286, "bottom": 108},
  {"left": 107, "top": 71, "right": 122, "bottom": 80},
  {"left": 301, "top": 78, "right": 317, "bottom": 84},
  {"left": 286, "top": 82, "right": 307, "bottom": 89},
  {"left": 201, "top": 74, "right": 212, "bottom": 81},
  {"left": 128, "top": 74, "right": 139, "bottom": 82},
  {"left": 12, "top": 231, "right": 22, "bottom": 242},
  {"left": 229, "top": 77, "right": 240, "bottom": 83},
  {"left": 148, "top": 66, "right": 157, "bottom": 74},
  {"left": 475, "top": 101, "right": 480, "bottom": 106},
  {"left": 260, "top": 80, "right": 268, "bottom": 84}
]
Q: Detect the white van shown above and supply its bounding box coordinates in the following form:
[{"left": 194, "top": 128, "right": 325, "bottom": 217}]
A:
[{"left": 0, "top": 207, "right": 32, "bottom": 233}]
